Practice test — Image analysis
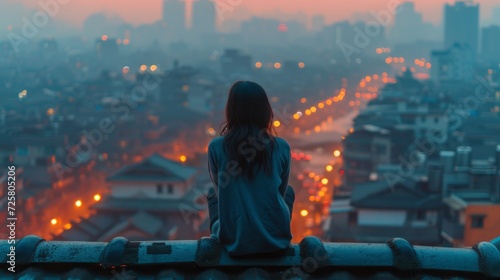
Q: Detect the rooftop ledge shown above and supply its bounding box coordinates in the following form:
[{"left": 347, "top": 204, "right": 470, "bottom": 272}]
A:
[{"left": 1, "top": 235, "right": 500, "bottom": 279}]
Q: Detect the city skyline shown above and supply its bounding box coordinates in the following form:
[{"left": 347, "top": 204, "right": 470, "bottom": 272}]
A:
[{"left": 4, "top": 0, "right": 500, "bottom": 29}]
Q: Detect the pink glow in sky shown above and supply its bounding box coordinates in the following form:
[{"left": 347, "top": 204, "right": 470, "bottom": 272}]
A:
[{"left": 14, "top": 0, "right": 499, "bottom": 27}]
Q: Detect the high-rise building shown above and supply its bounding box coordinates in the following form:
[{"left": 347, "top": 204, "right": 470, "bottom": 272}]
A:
[
  {"left": 192, "top": 0, "right": 216, "bottom": 34},
  {"left": 444, "top": 1, "right": 479, "bottom": 55},
  {"left": 431, "top": 43, "right": 475, "bottom": 84},
  {"left": 390, "top": 2, "right": 423, "bottom": 44},
  {"left": 389, "top": 1, "right": 441, "bottom": 44},
  {"left": 482, "top": 25, "right": 500, "bottom": 62},
  {"left": 163, "top": 0, "right": 186, "bottom": 31},
  {"left": 312, "top": 15, "right": 325, "bottom": 32}
]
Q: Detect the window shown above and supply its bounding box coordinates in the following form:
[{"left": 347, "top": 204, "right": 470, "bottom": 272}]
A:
[
  {"left": 416, "top": 210, "right": 426, "bottom": 221},
  {"left": 375, "top": 145, "right": 386, "bottom": 155},
  {"left": 419, "top": 129, "right": 426, "bottom": 137},
  {"left": 17, "top": 146, "right": 28, "bottom": 156},
  {"left": 471, "top": 215, "right": 485, "bottom": 228},
  {"left": 432, "top": 130, "right": 443, "bottom": 139},
  {"left": 167, "top": 184, "right": 174, "bottom": 194},
  {"left": 348, "top": 211, "right": 358, "bottom": 225},
  {"left": 156, "top": 184, "right": 163, "bottom": 194}
]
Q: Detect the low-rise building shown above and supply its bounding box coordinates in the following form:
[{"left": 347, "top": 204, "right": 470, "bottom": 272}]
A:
[
  {"left": 325, "top": 176, "right": 442, "bottom": 245},
  {"left": 54, "top": 153, "right": 209, "bottom": 241}
]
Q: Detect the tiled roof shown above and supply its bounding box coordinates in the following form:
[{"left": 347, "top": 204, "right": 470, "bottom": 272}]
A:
[
  {"left": 351, "top": 180, "right": 442, "bottom": 210},
  {"left": 2, "top": 235, "right": 500, "bottom": 279},
  {"left": 90, "top": 197, "right": 201, "bottom": 212},
  {"left": 107, "top": 153, "right": 197, "bottom": 182}
]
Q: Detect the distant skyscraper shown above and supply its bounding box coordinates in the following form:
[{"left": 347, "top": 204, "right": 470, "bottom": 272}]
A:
[
  {"left": 192, "top": 0, "right": 216, "bottom": 34},
  {"left": 390, "top": 1, "right": 425, "bottom": 44},
  {"left": 163, "top": 0, "right": 186, "bottom": 31},
  {"left": 444, "top": 1, "right": 479, "bottom": 55},
  {"left": 491, "top": 7, "right": 500, "bottom": 26},
  {"left": 482, "top": 25, "right": 500, "bottom": 62}
]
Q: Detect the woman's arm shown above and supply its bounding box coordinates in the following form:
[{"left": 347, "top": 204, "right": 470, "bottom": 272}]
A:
[
  {"left": 278, "top": 143, "right": 291, "bottom": 198},
  {"left": 208, "top": 144, "right": 219, "bottom": 195}
]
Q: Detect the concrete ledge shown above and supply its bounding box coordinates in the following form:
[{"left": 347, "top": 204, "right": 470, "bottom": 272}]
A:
[{"left": 0, "top": 235, "right": 499, "bottom": 278}]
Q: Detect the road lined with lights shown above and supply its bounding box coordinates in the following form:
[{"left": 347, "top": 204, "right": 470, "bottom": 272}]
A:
[{"left": 284, "top": 68, "right": 399, "bottom": 240}]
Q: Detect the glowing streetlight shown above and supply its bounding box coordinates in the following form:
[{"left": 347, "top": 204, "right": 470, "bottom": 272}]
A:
[
  {"left": 18, "top": 90, "right": 27, "bottom": 99},
  {"left": 94, "top": 194, "right": 101, "bottom": 202},
  {"left": 75, "top": 200, "right": 82, "bottom": 207},
  {"left": 51, "top": 218, "right": 57, "bottom": 225},
  {"left": 179, "top": 155, "right": 187, "bottom": 162},
  {"left": 206, "top": 127, "right": 216, "bottom": 136},
  {"left": 300, "top": 210, "right": 309, "bottom": 217}
]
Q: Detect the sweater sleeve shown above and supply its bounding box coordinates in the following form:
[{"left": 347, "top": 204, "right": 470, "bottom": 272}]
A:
[
  {"left": 208, "top": 144, "right": 219, "bottom": 196},
  {"left": 278, "top": 142, "right": 291, "bottom": 198}
]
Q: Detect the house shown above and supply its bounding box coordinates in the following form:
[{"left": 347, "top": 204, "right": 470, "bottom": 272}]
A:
[
  {"left": 54, "top": 153, "right": 210, "bottom": 242},
  {"left": 325, "top": 177, "right": 442, "bottom": 245},
  {"left": 443, "top": 192, "right": 500, "bottom": 247},
  {"left": 440, "top": 145, "right": 500, "bottom": 247}
]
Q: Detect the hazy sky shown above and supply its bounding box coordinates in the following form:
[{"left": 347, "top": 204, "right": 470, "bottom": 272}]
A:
[{"left": 7, "top": 0, "right": 500, "bottom": 27}]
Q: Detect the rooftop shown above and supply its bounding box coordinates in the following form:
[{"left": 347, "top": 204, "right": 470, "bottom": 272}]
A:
[
  {"left": 2, "top": 235, "right": 500, "bottom": 279},
  {"left": 106, "top": 153, "right": 198, "bottom": 182}
]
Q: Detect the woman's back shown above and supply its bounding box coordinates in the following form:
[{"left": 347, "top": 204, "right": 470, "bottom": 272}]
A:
[{"left": 208, "top": 135, "right": 292, "bottom": 256}]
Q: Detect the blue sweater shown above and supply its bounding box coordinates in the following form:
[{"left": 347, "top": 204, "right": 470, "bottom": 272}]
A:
[{"left": 207, "top": 136, "right": 292, "bottom": 256}]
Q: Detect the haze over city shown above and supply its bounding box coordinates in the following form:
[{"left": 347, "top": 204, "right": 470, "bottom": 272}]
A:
[{"left": 2, "top": 0, "right": 500, "bottom": 28}]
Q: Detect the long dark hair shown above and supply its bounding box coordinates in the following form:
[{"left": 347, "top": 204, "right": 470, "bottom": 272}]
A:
[{"left": 220, "top": 81, "right": 276, "bottom": 181}]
